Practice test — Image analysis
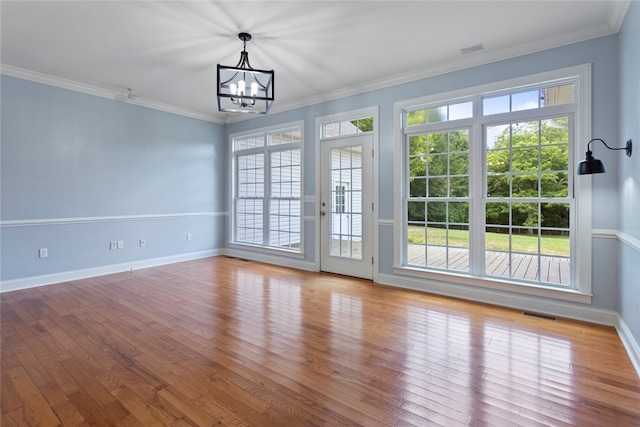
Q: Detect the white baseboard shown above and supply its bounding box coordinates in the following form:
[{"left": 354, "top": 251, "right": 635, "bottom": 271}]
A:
[
  {"left": 377, "top": 272, "right": 640, "bottom": 379},
  {"left": 0, "top": 250, "right": 223, "bottom": 293},
  {"left": 376, "top": 272, "right": 618, "bottom": 325},
  {"left": 223, "top": 248, "right": 316, "bottom": 272},
  {"left": 616, "top": 316, "right": 640, "bottom": 379}
]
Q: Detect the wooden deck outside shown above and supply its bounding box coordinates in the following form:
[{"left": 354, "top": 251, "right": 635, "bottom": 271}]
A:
[
  {"left": 408, "top": 245, "right": 570, "bottom": 285},
  {"left": 331, "top": 238, "right": 570, "bottom": 285},
  {"left": 408, "top": 246, "right": 570, "bottom": 285}
]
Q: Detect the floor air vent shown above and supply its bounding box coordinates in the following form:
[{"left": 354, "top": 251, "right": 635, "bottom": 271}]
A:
[
  {"left": 523, "top": 311, "right": 557, "bottom": 321},
  {"left": 225, "top": 256, "right": 251, "bottom": 262}
]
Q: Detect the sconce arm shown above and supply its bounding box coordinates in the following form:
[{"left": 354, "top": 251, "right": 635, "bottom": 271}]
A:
[{"left": 587, "top": 138, "right": 633, "bottom": 157}]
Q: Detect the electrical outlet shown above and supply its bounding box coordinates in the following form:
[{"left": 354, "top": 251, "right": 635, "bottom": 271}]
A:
[
  {"left": 110, "top": 241, "right": 117, "bottom": 250},
  {"left": 39, "top": 248, "right": 48, "bottom": 258},
  {"left": 187, "top": 233, "right": 192, "bottom": 241},
  {"left": 117, "top": 240, "right": 124, "bottom": 249},
  {"left": 139, "top": 238, "right": 146, "bottom": 247}
]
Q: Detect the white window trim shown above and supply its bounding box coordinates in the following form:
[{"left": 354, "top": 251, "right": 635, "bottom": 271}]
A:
[
  {"left": 229, "top": 120, "right": 305, "bottom": 257},
  {"left": 393, "top": 64, "right": 592, "bottom": 303}
]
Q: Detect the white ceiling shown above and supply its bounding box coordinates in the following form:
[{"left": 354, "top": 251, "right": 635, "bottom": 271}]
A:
[{"left": 0, "top": 1, "right": 630, "bottom": 124}]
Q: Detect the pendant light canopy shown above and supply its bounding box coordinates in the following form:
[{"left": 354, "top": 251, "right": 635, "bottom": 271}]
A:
[{"left": 217, "top": 33, "right": 274, "bottom": 114}]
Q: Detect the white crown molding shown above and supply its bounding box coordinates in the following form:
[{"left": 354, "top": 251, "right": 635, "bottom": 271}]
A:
[
  {"left": 3, "top": 4, "right": 626, "bottom": 128},
  {"left": 0, "top": 64, "right": 224, "bottom": 124},
  {"left": 250, "top": 22, "right": 620, "bottom": 122},
  {"left": 609, "top": 0, "right": 632, "bottom": 31}
]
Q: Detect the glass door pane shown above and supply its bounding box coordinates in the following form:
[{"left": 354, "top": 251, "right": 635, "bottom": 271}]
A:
[{"left": 330, "top": 146, "right": 363, "bottom": 259}]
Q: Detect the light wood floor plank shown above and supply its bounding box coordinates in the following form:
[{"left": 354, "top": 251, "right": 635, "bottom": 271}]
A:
[{"left": 2, "top": 256, "right": 639, "bottom": 426}]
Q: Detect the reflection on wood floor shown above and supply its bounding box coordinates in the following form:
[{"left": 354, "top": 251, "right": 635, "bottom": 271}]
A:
[{"left": 2, "top": 256, "right": 638, "bottom": 426}]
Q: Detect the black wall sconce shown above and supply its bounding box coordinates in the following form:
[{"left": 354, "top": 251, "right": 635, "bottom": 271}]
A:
[{"left": 577, "top": 138, "right": 633, "bottom": 175}]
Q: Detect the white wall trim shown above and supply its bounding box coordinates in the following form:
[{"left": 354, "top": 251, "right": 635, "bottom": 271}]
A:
[
  {"left": 392, "top": 266, "right": 592, "bottom": 304},
  {"left": 618, "top": 230, "right": 640, "bottom": 253},
  {"left": 0, "top": 212, "right": 227, "bottom": 228},
  {"left": 0, "top": 250, "right": 222, "bottom": 293},
  {"left": 593, "top": 228, "right": 640, "bottom": 252},
  {"left": 617, "top": 315, "right": 640, "bottom": 379},
  {"left": 0, "top": 64, "right": 222, "bottom": 124},
  {"left": 224, "top": 248, "right": 316, "bottom": 272},
  {"left": 377, "top": 272, "right": 615, "bottom": 325},
  {"left": 592, "top": 228, "right": 619, "bottom": 239}
]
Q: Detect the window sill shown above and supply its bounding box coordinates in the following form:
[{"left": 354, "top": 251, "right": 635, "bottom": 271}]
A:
[
  {"left": 229, "top": 242, "right": 304, "bottom": 259},
  {"left": 392, "top": 266, "right": 592, "bottom": 304}
]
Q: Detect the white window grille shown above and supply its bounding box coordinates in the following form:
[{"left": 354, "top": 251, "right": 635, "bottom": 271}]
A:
[{"left": 233, "top": 125, "right": 302, "bottom": 252}]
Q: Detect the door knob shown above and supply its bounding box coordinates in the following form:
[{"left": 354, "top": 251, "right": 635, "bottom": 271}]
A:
[{"left": 320, "top": 210, "right": 326, "bottom": 216}]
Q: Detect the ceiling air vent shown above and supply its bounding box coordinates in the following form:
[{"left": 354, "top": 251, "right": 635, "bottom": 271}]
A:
[{"left": 460, "top": 44, "right": 484, "bottom": 55}]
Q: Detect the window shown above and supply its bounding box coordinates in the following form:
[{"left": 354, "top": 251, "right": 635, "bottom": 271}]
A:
[
  {"left": 233, "top": 124, "right": 302, "bottom": 252},
  {"left": 484, "top": 117, "right": 571, "bottom": 284},
  {"left": 321, "top": 116, "right": 374, "bottom": 139},
  {"left": 406, "top": 100, "right": 473, "bottom": 126},
  {"left": 396, "top": 67, "right": 591, "bottom": 300},
  {"left": 407, "top": 129, "right": 471, "bottom": 272}
]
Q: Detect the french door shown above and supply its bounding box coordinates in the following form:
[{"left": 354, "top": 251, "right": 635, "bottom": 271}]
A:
[{"left": 320, "top": 134, "right": 373, "bottom": 279}]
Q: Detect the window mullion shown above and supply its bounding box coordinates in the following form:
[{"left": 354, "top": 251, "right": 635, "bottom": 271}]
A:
[
  {"left": 263, "top": 146, "right": 271, "bottom": 247},
  {"left": 470, "top": 118, "right": 485, "bottom": 277}
]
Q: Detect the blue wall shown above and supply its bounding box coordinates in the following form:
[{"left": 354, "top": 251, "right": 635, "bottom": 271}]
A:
[
  {"left": 1, "top": 76, "right": 226, "bottom": 284},
  {"left": 618, "top": 0, "right": 640, "bottom": 350}
]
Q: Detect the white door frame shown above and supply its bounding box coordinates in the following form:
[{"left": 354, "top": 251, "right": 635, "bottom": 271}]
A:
[
  {"left": 320, "top": 135, "right": 372, "bottom": 278},
  {"left": 314, "top": 107, "right": 379, "bottom": 280}
]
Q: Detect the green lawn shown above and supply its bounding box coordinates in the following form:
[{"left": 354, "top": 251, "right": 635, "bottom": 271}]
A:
[{"left": 407, "top": 226, "right": 569, "bottom": 256}]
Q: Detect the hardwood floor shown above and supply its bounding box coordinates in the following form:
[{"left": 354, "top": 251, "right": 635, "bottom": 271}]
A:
[{"left": 2, "top": 256, "right": 639, "bottom": 426}]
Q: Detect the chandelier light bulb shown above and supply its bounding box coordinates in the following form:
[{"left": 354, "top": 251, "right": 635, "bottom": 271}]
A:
[
  {"left": 230, "top": 83, "right": 237, "bottom": 95},
  {"left": 238, "top": 80, "right": 246, "bottom": 96},
  {"left": 251, "top": 82, "right": 258, "bottom": 96}
]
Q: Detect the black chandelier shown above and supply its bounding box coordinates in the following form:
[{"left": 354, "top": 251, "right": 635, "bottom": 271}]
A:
[{"left": 217, "top": 33, "right": 274, "bottom": 114}]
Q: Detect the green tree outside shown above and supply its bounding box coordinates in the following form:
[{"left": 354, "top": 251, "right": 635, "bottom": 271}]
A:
[{"left": 407, "top": 115, "right": 570, "bottom": 255}]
